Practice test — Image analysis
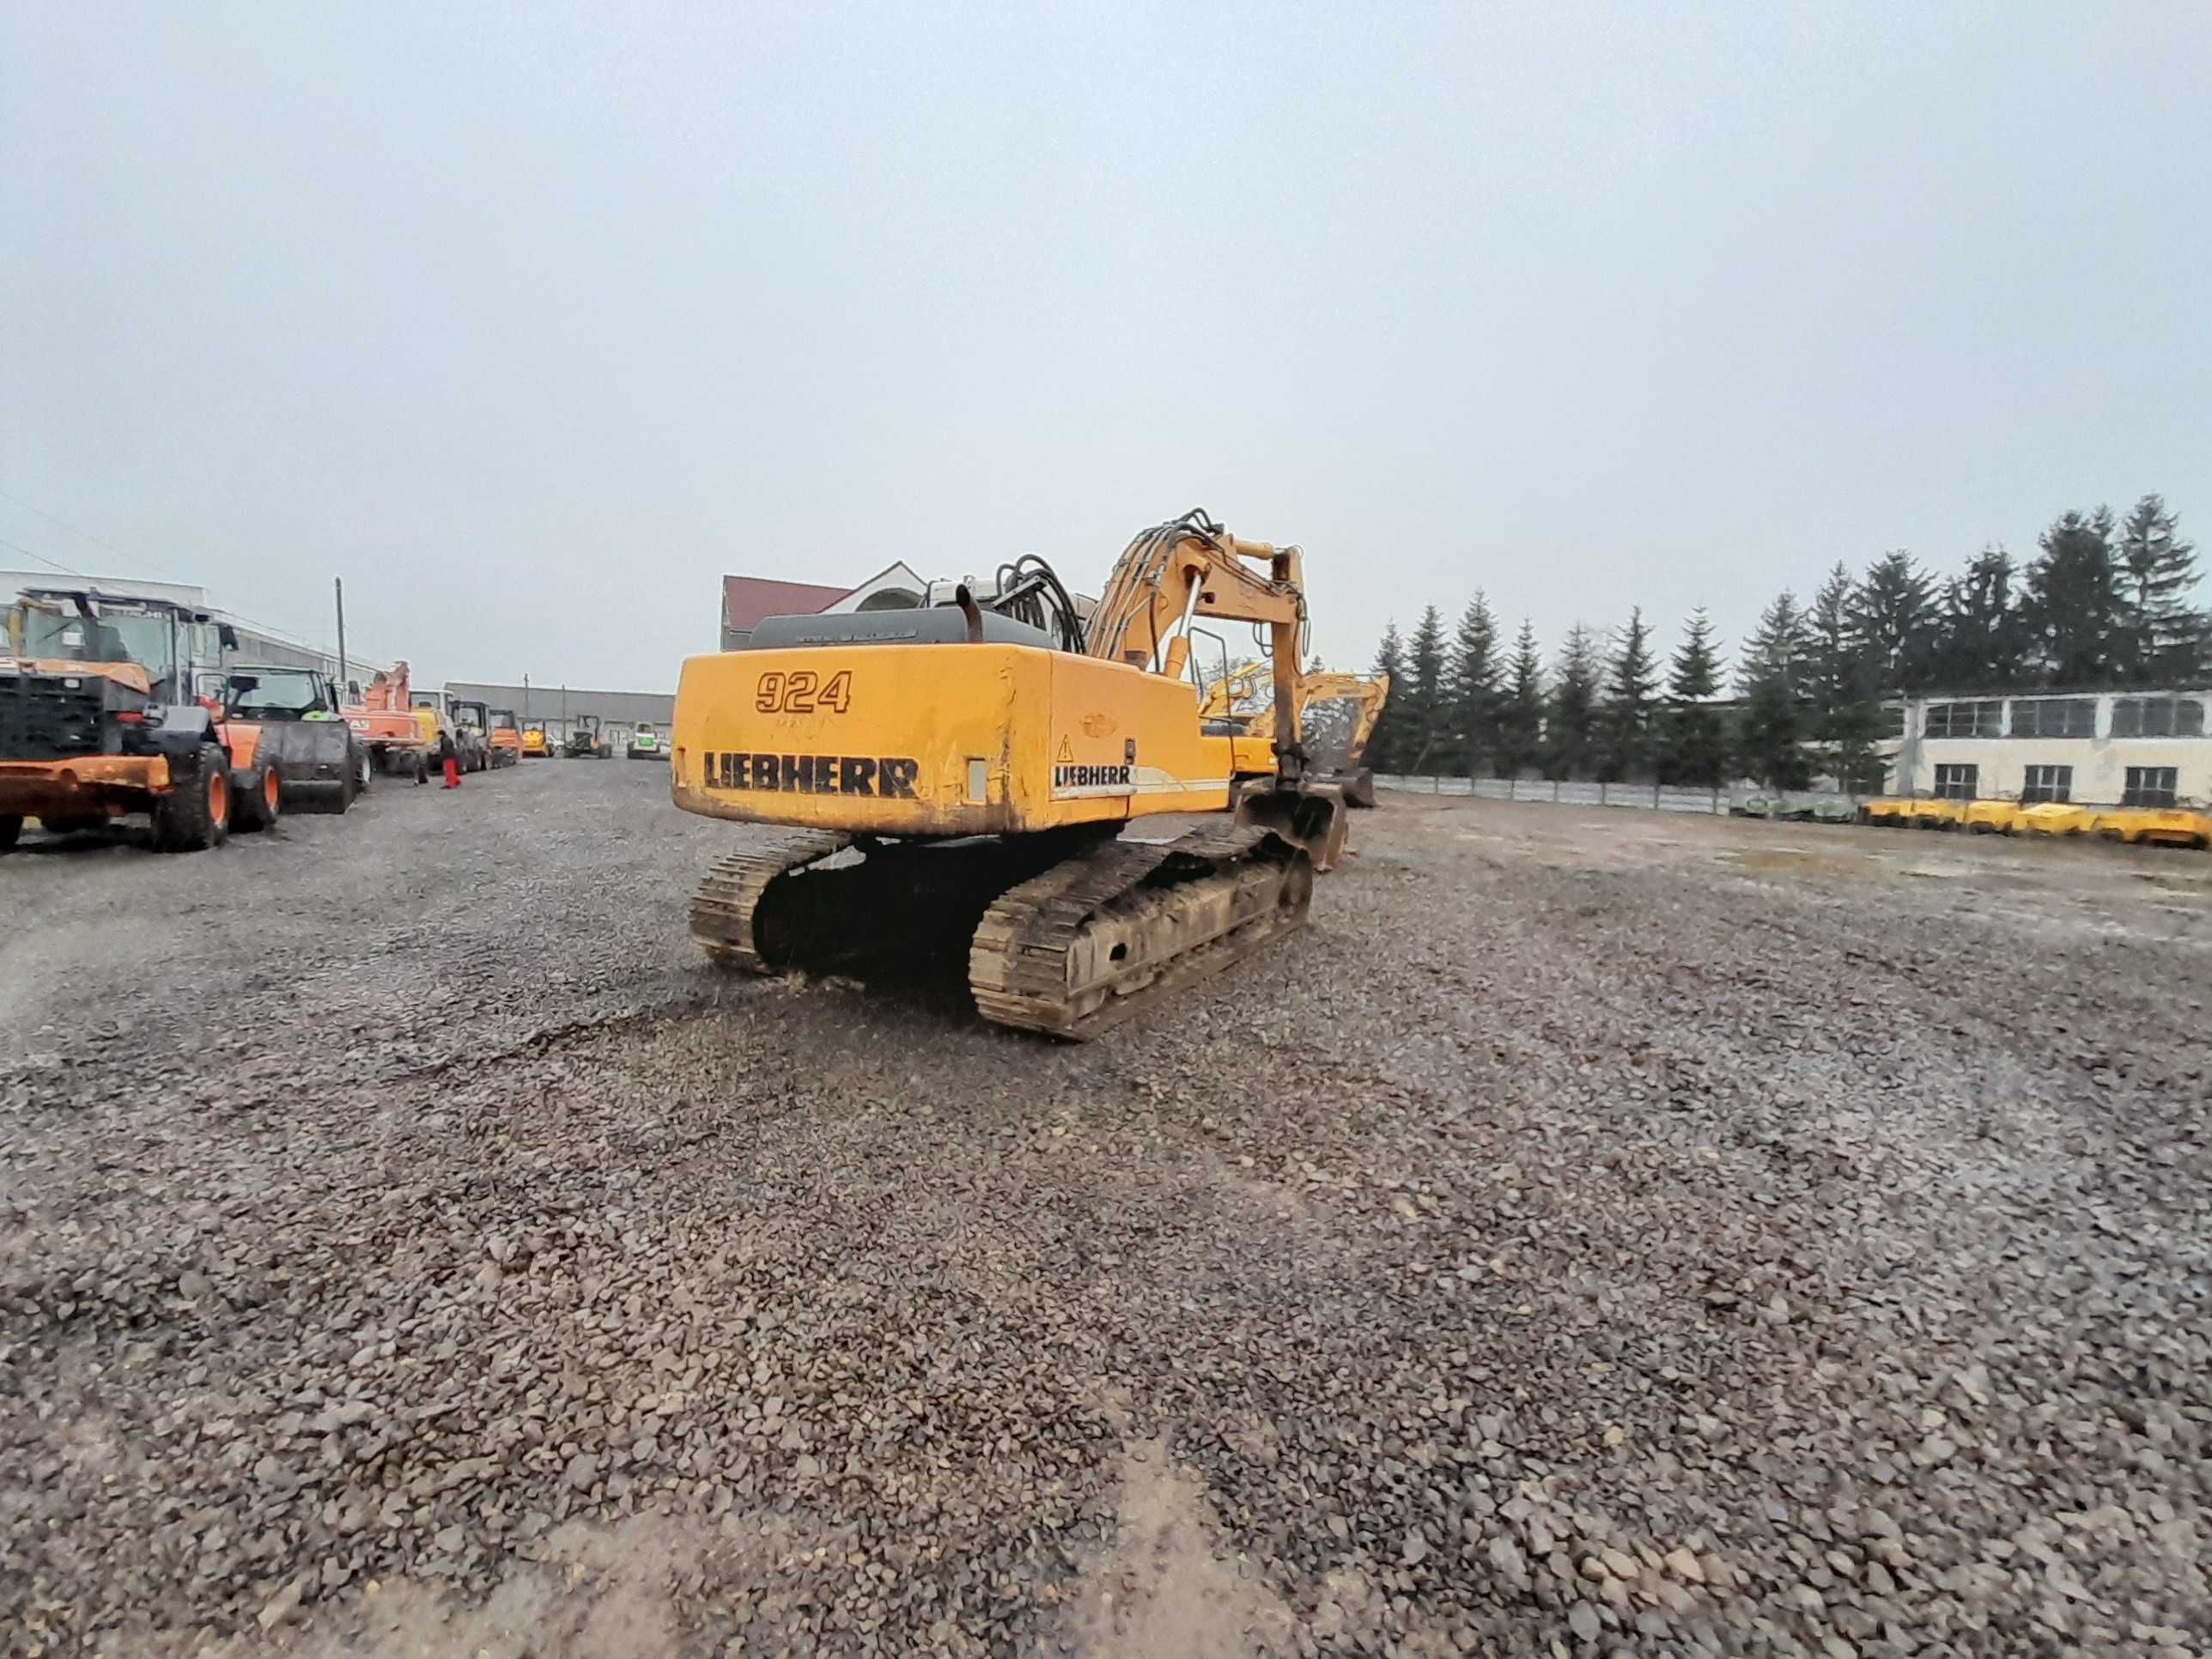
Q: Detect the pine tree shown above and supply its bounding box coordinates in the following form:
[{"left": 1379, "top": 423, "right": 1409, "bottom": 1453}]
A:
[
  {"left": 2022, "top": 507, "right": 2120, "bottom": 684},
  {"left": 1544, "top": 623, "right": 1601, "bottom": 780},
  {"left": 1365, "top": 623, "right": 1407, "bottom": 775},
  {"left": 1447, "top": 591, "right": 1500, "bottom": 775},
  {"left": 1405, "top": 605, "right": 1447, "bottom": 773},
  {"left": 1494, "top": 621, "right": 1545, "bottom": 778},
  {"left": 1597, "top": 607, "right": 1660, "bottom": 781},
  {"left": 2115, "top": 495, "right": 2204, "bottom": 683},
  {"left": 1660, "top": 609, "right": 1725, "bottom": 788},
  {"left": 1808, "top": 563, "right": 1885, "bottom": 790},
  {"left": 1849, "top": 550, "right": 1937, "bottom": 692},
  {"left": 1735, "top": 592, "right": 1813, "bottom": 789},
  {"left": 1929, "top": 546, "right": 2024, "bottom": 690}
]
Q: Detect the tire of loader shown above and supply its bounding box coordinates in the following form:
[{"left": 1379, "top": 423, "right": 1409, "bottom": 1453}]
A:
[
  {"left": 0, "top": 815, "right": 19, "bottom": 850},
  {"left": 153, "top": 744, "right": 231, "bottom": 852},
  {"left": 231, "top": 763, "right": 281, "bottom": 833}
]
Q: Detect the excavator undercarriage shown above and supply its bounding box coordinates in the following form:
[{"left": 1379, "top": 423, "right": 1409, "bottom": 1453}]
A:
[{"left": 689, "top": 816, "right": 1314, "bottom": 1040}]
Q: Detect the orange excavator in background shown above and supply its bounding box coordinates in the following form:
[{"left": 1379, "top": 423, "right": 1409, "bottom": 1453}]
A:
[
  {"left": 343, "top": 662, "right": 438, "bottom": 784},
  {"left": 670, "top": 508, "right": 1347, "bottom": 1038}
]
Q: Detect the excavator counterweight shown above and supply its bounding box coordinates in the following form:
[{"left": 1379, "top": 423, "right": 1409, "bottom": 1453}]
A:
[{"left": 669, "top": 511, "right": 1346, "bottom": 1037}]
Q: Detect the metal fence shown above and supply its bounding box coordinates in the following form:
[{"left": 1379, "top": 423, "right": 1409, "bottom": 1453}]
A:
[{"left": 1374, "top": 775, "right": 1741, "bottom": 815}]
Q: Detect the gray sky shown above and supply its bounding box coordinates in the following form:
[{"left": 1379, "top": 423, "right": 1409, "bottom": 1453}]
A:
[{"left": 5, "top": 2, "right": 2206, "bottom": 689}]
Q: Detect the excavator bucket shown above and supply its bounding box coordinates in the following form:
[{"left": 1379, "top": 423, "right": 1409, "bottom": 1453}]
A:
[{"left": 1233, "top": 779, "right": 1348, "bottom": 873}]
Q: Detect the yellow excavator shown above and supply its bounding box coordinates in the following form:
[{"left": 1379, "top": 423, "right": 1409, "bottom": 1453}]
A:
[
  {"left": 670, "top": 509, "right": 1347, "bottom": 1037},
  {"left": 1199, "top": 661, "right": 1389, "bottom": 807}
]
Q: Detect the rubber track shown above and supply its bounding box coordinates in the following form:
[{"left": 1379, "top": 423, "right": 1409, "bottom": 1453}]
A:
[
  {"left": 969, "top": 821, "right": 1304, "bottom": 1041},
  {"left": 690, "top": 830, "right": 850, "bottom": 972}
]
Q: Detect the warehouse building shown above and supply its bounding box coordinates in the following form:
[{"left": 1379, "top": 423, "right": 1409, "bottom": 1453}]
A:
[
  {"left": 441, "top": 682, "right": 674, "bottom": 750},
  {"left": 1889, "top": 688, "right": 2209, "bottom": 807}
]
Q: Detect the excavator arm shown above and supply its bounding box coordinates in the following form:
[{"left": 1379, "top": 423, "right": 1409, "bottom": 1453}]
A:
[
  {"left": 1196, "top": 657, "right": 1275, "bottom": 722},
  {"left": 1085, "top": 510, "right": 1316, "bottom": 785},
  {"left": 1244, "top": 672, "right": 1389, "bottom": 760}
]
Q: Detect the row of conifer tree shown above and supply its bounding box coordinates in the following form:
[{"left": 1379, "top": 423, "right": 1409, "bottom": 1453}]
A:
[{"left": 1361, "top": 494, "right": 2203, "bottom": 788}]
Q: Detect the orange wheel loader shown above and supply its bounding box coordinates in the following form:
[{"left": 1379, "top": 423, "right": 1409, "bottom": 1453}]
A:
[{"left": 0, "top": 588, "right": 239, "bottom": 852}]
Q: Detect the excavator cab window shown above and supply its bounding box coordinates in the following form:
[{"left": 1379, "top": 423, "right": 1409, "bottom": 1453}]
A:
[{"left": 22, "top": 609, "right": 131, "bottom": 667}]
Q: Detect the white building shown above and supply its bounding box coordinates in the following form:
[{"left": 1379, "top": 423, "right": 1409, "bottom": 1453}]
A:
[{"left": 1888, "top": 689, "right": 2208, "bottom": 808}]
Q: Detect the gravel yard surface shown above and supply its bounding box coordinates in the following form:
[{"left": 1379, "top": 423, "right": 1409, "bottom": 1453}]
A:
[{"left": 3, "top": 768, "right": 2206, "bottom": 1657}]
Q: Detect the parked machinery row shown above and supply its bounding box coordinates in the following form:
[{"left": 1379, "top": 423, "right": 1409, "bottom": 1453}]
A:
[
  {"left": 0, "top": 585, "right": 518, "bottom": 854},
  {"left": 1859, "top": 794, "right": 2210, "bottom": 849},
  {"left": 1734, "top": 787, "right": 2208, "bottom": 850}
]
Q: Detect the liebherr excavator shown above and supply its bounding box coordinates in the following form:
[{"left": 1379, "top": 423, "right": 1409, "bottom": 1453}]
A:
[
  {"left": 669, "top": 510, "right": 1347, "bottom": 1038},
  {"left": 1199, "top": 662, "right": 1390, "bottom": 806}
]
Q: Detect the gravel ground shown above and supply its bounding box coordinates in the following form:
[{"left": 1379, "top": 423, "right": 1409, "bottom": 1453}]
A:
[{"left": 2, "top": 767, "right": 2206, "bottom": 1658}]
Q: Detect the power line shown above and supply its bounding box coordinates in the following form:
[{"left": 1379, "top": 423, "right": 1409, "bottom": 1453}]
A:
[
  {"left": 0, "top": 532, "right": 87, "bottom": 578},
  {"left": 0, "top": 530, "right": 404, "bottom": 670},
  {"left": 0, "top": 485, "right": 153, "bottom": 576}
]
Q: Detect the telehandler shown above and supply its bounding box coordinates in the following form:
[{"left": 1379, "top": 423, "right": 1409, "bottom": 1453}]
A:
[
  {"left": 447, "top": 699, "right": 494, "bottom": 772},
  {"left": 218, "top": 664, "right": 362, "bottom": 820},
  {"left": 671, "top": 509, "right": 1346, "bottom": 1038}
]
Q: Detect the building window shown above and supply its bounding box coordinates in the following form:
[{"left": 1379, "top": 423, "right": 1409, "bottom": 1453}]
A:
[
  {"left": 1933, "top": 763, "right": 1978, "bottom": 800},
  {"left": 2021, "top": 764, "right": 2072, "bottom": 803},
  {"left": 2124, "top": 767, "right": 2179, "bottom": 808},
  {"left": 2111, "top": 696, "right": 2206, "bottom": 738},
  {"left": 1924, "top": 701, "right": 2002, "bottom": 739},
  {"left": 2008, "top": 698, "right": 2097, "bottom": 739}
]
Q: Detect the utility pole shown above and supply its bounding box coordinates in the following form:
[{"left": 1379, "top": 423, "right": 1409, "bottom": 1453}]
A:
[
  {"left": 334, "top": 577, "right": 348, "bottom": 697},
  {"left": 523, "top": 673, "right": 531, "bottom": 719}
]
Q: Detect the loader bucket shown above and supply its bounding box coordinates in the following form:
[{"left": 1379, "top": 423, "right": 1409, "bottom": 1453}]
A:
[{"left": 1234, "top": 779, "right": 1348, "bottom": 873}]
